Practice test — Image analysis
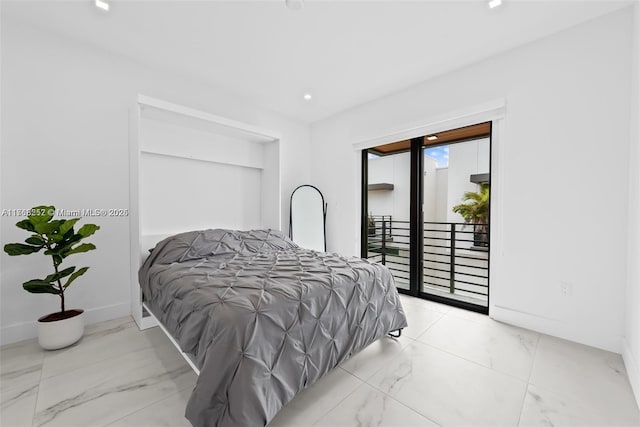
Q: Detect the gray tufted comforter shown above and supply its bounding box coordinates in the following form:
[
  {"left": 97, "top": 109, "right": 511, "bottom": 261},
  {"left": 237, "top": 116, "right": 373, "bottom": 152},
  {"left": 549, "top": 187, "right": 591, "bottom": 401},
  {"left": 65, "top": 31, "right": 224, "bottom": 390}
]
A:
[{"left": 139, "top": 229, "right": 407, "bottom": 427}]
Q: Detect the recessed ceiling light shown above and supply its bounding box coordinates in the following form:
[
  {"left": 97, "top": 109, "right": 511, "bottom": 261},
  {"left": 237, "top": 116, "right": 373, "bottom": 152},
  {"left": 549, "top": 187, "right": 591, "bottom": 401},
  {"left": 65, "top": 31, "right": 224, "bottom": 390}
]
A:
[
  {"left": 285, "top": 0, "right": 304, "bottom": 11},
  {"left": 426, "top": 135, "right": 438, "bottom": 141},
  {"left": 488, "top": 0, "right": 502, "bottom": 9},
  {"left": 303, "top": 93, "right": 312, "bottom": 100},
  {"left": 95, "top": 0, "right": 110, "bottom": 11}
]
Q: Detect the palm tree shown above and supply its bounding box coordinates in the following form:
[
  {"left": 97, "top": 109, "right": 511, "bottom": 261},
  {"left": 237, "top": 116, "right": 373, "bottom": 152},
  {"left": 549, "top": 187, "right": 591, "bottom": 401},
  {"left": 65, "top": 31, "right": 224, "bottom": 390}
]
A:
[{"left": 452, "top": 184, "right": 489, "bottom": 247}]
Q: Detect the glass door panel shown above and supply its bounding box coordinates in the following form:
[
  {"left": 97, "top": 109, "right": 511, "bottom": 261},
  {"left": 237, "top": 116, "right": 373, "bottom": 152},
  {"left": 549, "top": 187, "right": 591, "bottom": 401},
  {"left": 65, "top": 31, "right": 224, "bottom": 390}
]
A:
[
  {"left": 365, "top": 150, "right": 411, "bottom": 291},
  {"left": 422, "top": 138, "right": 490, "bottom": 309}
]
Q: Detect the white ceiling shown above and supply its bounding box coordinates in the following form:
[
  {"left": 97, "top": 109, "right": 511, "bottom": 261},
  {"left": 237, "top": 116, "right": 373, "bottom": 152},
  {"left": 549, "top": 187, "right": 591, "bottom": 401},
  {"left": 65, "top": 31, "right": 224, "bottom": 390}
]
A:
[{"left": 3, "top": 0, "right": 633, "bottom": 123}]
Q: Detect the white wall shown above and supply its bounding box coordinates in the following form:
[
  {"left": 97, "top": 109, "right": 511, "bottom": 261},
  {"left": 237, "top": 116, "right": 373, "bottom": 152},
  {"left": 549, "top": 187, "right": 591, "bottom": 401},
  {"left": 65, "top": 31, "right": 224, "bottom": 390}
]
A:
[
  {"left": 310, "top": 8, "right": 633, "bottom": 353},
  {"left": 623, "top": 2, "right": 640, "bottom": 410},
  {"left": 0, "top": 19, "right": 310, "bottom": 344},
  {"left": 367, "top": 152, "right": 411, "bottom": 220},
  {"left": 368, "top": 153, "right": 438, "bottom": 224},
  {"left": 446, "top": 138, "right": 490, "bottom": 223},
  {"left": 423, "top": 157, "right": 438, "bottom": 223},
  {"left": 435, "top": 169, "right": 449, "bottom": 223}
]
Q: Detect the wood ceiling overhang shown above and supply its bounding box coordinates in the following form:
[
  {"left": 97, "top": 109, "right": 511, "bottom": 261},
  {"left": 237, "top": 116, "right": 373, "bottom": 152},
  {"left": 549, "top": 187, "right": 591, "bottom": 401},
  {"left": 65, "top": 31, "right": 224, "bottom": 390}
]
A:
[{"left": 369, "top": 122, "right": 491, "bottom": 155}]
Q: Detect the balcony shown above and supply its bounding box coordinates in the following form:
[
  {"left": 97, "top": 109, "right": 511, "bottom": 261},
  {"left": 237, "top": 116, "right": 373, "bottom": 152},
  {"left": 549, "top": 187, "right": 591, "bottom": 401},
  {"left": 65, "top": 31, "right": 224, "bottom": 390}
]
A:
[{"left": 366, "top": 215, "right": 489, "bottom": 307}]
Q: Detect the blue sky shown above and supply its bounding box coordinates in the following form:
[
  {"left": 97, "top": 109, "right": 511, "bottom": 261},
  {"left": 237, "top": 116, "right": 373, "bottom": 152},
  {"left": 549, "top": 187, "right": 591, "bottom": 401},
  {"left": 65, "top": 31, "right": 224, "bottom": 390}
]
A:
[
  {"left": 424, "top": 146, "right": 449, "bottom": 168},
  {"left": 368, "top": 146, "right": 449, "bottom": 168}
]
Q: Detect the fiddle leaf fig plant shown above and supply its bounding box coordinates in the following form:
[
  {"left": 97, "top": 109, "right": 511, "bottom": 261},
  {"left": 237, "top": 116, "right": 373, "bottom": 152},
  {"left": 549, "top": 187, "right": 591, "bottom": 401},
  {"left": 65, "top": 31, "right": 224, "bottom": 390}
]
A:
[{"left": 3, "top": 205, "right": 100, "bottom": 313}]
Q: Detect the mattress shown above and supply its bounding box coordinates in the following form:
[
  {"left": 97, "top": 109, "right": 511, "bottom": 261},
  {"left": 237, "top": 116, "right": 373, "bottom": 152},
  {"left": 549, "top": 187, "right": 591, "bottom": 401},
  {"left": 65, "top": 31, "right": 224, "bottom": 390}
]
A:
[{"left": 139, "top": 229, "right": 407, "bottom": 427}]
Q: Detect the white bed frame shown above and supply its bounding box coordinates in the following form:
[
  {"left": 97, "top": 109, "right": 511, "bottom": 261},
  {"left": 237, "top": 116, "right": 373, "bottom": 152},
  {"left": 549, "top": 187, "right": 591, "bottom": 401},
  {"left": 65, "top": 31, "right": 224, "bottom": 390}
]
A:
[{"left": 128, "top": 95, "right": 282, "bottom": 366}]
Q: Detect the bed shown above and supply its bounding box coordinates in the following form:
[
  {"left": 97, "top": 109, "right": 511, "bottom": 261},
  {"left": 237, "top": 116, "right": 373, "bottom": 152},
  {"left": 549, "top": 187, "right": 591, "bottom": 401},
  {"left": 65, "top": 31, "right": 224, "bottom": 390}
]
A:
[{"left": 139, "top": 228, "right": 407, "bottom": 427}]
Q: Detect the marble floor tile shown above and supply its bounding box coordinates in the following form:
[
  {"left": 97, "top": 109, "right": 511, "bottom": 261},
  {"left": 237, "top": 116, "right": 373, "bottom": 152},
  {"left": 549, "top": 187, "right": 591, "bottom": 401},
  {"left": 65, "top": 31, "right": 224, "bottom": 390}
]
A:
[
  {"left": 399, "top": 295, "right": 451, "bottom": 315},
  {"left": 3, "top": 310, "right": 639, "bottom": 427},
  {"left": 0, "top": 338, "right": 45, "bottom": 392},
  {"left": 341, "top": 335, "right": 413, "bottom": 381},
  {"left": 107, "top": 387, "right": 193, "bottom": 427},
  {"left": 397, "top": 302, "right": 445, "bottom": 339},
  {"left": 33, "top": 342, "right": 196, "bottom": 427},
  {"left": 368, "top": 340, "right": 527, "bottom": 426},
  {"left": 313, "top": 383, "right": 438, "bottom": 427},
  {"left": 268, "top": 367, "right": 363, "bottom": 427},
  {"left": 41, "top": 317, "right": 165, "bottom": 379},
  {"left": 83, "top": 316, "right": 134, "bottom": 336},
  {"left": 1, "top": 383, "right": 39, "bottom": 427},
  {"left": 529, "top": 335, "right": 640, "bottom": 424},
  {"left": 519, "top": 383, "right": 640, "bottom": 427},
  {"left": 417, "top": 314, "right": 539, "bottom": 381},
  {"left": 446, "top": 306, "right": 492, "bottom": 324}
]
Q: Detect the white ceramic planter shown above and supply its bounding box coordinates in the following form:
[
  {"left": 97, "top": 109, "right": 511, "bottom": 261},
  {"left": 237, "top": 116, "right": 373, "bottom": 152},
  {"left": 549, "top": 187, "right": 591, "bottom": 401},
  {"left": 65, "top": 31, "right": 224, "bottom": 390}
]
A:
[{"left": 37, "top": 309, "right": 84, "bottom": 350}]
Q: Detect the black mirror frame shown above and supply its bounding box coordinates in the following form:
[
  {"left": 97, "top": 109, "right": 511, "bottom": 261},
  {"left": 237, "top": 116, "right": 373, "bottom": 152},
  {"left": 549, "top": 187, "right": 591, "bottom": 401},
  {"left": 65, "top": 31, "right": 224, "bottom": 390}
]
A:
[{"left": 289, "top": 184, "right": 327, "bottom": 252}]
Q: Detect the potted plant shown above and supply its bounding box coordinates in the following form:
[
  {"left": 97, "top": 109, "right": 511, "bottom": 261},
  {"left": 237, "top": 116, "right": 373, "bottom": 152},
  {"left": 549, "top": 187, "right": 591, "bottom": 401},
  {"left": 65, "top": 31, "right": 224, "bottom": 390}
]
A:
[
  {"left": 452, "top": 184, "right": 489, "bottom": 248},
  {"left": 3, "top": 205, "right": 100, "bottom": 350},
  {"left": 368, "top": 213, "right": 376, "bottom": 236}
]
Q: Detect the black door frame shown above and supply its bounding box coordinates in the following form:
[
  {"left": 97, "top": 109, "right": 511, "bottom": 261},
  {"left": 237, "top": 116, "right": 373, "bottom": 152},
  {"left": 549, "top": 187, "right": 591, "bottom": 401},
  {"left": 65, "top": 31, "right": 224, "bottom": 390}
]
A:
[{"left": 361, "top": 124, "right": 492, "bottom": 315}]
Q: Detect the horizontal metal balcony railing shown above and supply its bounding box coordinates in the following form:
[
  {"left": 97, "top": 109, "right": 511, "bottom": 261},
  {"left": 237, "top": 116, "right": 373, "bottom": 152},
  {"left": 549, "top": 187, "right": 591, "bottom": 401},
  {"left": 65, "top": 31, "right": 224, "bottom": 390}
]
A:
[{"left": 366, "top": 216, "right": 489, "bottom": 302}]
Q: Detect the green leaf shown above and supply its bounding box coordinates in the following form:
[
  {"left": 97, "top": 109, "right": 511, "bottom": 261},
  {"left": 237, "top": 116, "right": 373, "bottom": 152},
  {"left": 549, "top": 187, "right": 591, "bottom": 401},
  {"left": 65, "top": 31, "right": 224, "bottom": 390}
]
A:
[
  {"left": 59, "top": 218, "right": 80, "bottom": 235},
  {"left": 44, "top": 246, "right": 66, "bottom": 256},
  {"left": 44, "top": 266, "right": 76, "bottom": 283},
  {"left": 3, "top": 243, "right": 42, "bottom": 256},
  {"left": 47, "top": 233, "right": 81, "bottom": 253},
  {"left": 63, "top": 266, "right": 89, "bottom": 289},
  {"left": 16, "top": 219, "right": 35, "bottom": 232},
  {"left": 25, "top": 235, "right": 45, "bottom": 246},
  {"left": 77, "top": 224, "right": 100, "bottom": 238},
  {"left": 27, "top": 206, "right": 55, "bottom": 224},
  {"left": 34, "top": 220, "right": 63, "bottom": 236},
  {"left": 63, "top": 243, "right": 96, "bottom": 257},
  {"left": 22, "top": 280, "right": 60, "bottom": 294},
  {"left": 49, "top": 233, "right": 66, "bottom": 243}
]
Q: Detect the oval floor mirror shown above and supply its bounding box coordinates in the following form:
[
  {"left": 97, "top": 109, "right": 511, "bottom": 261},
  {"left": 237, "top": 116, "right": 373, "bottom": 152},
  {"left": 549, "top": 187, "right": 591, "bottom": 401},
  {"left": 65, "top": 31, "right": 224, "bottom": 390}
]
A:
[{"left": 290, "top": 185, "right": 327, "bottom": 251}]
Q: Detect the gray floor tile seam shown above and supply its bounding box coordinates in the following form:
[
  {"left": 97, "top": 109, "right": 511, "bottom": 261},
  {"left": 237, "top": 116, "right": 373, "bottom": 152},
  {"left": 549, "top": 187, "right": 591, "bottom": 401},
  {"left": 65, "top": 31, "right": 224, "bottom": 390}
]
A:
[
  {"left": 311, "top": 380, "right": 442, "bottom": 427},
  {"left": 515, "top": 381, "right": 640, "bottom": 427},
  {"left": 37, "top": 334, "right": 180, "bottom": 384},
  {"left": 368, "top": 383, "right": 442, "bottom": 427},
  {"left": 102, "top": 387, "right": 189, "bottom": 427},
  {"left": 62, "top": 322, "right": 135, "bottom": 352},
  {"left": 24, "top": 337, "right": 192, "bottom": 427},
  {"left": 362, "top": 372, "right": 447, "bottom": 426},
  {"left": 296, "top": 369, "right": 364, "bottom": 427},
  {"left": 307, "top": 380, "right": 371, "bottom": 427},
  {"left": 32, "top": 363, "right": 196, "bottom": 427},
  {"left": 0, "top": 339, "right": 38, "bottom": 351},
  {"left": 0, "top": 372, "right": 41, "bottom": 396},
  {"left": 410, "top": 311, "right": 447, "bottom": 342},
  {"left": 516, "top": 333, "right": 541, "bottom": 427},
  {"left": 0, "top": 382, "right": 39, "bottom": 427},
  {"left": 394, "top": 339, "right": 531, "bottom": 385},
  {"left": 443, "top": 311, "right": 491, "bottom": 325},
  {"left": 0, "top": 318, "right": 136, "bottom": 353},
  {"left": 340, "top": 335, "right": 417, "bottom": 383},
  {"left": 401, "top": 300, "right": 451, "bottom": 315},
  {"left": 521, "top": 371, "right": 636, "bottom": 406},
  {"left": 30, "top": 356, "right": 45, "bottom": 427}
]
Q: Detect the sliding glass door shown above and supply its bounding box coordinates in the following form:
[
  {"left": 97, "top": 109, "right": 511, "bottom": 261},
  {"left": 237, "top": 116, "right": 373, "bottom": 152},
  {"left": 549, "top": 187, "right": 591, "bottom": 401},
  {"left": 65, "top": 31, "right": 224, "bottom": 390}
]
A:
[
  {"left": 363, "top": 149, "right": 412, "bottom": 291},
  {"left": 422, "top": 137, "right": 490, "bottom": 310},
  {"left": 362, "top": 123, "right": 491, "bottom": 314}
]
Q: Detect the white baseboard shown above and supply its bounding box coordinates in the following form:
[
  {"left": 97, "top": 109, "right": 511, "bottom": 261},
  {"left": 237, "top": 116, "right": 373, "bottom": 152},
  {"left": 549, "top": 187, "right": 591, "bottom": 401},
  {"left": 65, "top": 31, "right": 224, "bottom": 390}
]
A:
[
  {"left": 0, "top": 301, "right": 131, "bottom": 346},
  {"left": 622, "top": 338, "right": 640, "bottom": 410},
  {"left": 490, "top": 304, "right": 621, "bottom": 354}
]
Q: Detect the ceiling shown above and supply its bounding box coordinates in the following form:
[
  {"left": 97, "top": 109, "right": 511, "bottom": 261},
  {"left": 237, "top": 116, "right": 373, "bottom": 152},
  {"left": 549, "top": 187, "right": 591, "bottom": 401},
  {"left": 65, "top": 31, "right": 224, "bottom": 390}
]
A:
[{"left": 2, "top": 0, "right": 632, "bottom": 123}]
